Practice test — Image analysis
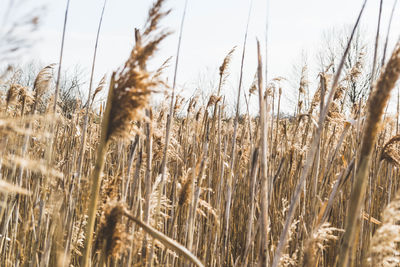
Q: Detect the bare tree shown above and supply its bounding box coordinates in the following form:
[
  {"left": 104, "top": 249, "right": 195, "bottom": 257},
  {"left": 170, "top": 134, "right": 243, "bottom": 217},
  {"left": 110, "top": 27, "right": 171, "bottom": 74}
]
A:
[{"left": 317, "top": 26, "right": 376, "bottom": 108}]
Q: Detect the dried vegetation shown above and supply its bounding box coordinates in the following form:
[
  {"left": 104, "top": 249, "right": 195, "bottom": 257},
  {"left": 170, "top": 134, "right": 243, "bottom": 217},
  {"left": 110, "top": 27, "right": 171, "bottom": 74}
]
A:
[{"left": 2, "top": 0, "right": 400, "bottom": 267}]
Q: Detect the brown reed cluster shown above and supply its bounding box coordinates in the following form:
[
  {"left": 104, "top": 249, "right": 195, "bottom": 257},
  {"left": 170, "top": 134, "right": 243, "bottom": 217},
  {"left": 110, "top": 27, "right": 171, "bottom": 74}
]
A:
[
  {"left": 106, "top": 0, "right": 171, "bottom": 141},
  {"left": 95, "top": 201, "right": 128, "bottom": 259}
]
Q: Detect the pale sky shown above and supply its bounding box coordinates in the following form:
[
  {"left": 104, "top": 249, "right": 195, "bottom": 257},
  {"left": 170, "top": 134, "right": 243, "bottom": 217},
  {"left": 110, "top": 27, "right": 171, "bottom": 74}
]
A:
[{"left": 5, "top": 0, "right": 400, "bottom": 113}]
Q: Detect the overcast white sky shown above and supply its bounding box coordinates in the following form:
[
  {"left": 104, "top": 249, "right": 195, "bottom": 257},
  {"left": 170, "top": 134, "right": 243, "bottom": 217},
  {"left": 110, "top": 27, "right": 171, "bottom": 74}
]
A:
[{"left": 5, "top": 0, "right": 400, "bottom": 112}]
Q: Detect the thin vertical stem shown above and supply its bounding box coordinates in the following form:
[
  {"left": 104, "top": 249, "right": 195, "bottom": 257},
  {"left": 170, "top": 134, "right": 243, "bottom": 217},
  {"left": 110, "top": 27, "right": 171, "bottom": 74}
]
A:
[
  {"left": 76, "top": 0, "right": 107, "bottom": 182},
  {"left": 223, "top": 1, "right": 252, "bottom": 262},
  {"left": 81, "top": 75, "right": 115, "bottom": 267},
  {"left": 53, "top": 0, "right": 71, "bottom": 113},
  {"left": 382, "top": 0, "right": 397, "bottom": 67},
  {"left": 154, "top": 0, "right": 188, "bottom": 264},
  {"left": 370, "top": 0, "right": 383, "bottom": 83},
  {"left": 158, "top": 0, "right": 188, "bottom": 206},
  {"left": 257, "top": 40, "right": 269, "bottom": 267}
]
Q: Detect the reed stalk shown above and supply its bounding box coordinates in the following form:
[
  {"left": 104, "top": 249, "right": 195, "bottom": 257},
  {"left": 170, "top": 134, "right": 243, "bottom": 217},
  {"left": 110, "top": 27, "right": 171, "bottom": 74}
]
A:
[{"left": 337, "top": 42, "right": 400, "bottom": 267}]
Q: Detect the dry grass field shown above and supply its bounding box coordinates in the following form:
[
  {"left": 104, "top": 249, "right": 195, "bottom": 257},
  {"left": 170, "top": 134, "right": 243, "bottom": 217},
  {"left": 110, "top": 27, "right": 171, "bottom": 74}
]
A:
[{"left": 1, "top": 0, "right": 400, "bottom": 266}]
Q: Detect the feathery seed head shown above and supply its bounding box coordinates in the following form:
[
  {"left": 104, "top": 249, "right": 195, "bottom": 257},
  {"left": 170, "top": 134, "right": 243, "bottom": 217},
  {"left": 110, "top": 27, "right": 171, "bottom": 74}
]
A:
[
  {"left": 33, "top": 64, "right": 56, "bottom": 98},
  {"left": 95, "top": 201, "right": 129, "bottom": 259},
  {"left": 219, "top": 46, "right": 236, "bottom": 77},
  {"left": 380, "top": 135, "right": 400, "bottom": 166},
  {"left": 106, "top": 0, "right": 171, "bottom": 141}
]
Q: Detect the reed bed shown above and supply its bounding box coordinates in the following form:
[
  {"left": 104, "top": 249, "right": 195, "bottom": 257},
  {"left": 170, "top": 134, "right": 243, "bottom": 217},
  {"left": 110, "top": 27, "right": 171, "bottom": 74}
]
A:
[{"left": 1, "top": 0, "right": 400, "bottom": 266}]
